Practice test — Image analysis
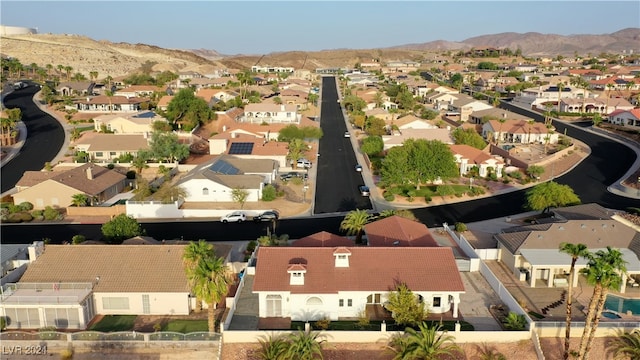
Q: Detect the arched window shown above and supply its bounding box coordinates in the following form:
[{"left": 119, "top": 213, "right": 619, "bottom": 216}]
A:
[
  {"left": 202, "top": 188, "right": 209, "bottom": 195},
  {"left": 306, "top": 297, "right": 323, "bottom": 306}
]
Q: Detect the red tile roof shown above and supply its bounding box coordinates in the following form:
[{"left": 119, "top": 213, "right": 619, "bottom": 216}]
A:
[
  {"left": 253, "top": 247, "right": 464, "bottom": 294},
  {"left": 293, "top": 231, "right": 354, "bottom": 247},
  {"left": 364, "top": 216, "right": 438, "bottom": 247}
]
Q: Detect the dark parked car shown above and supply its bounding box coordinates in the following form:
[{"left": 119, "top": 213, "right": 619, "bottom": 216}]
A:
[
  {"left": 280, "top": 172, "right": 306, "bottom": 182},
  {"left": 359, "top": 185, "right": 370, "bottom": 196},
  {"left": 253, "top": 210, "right": 280, "bottom": 222}
]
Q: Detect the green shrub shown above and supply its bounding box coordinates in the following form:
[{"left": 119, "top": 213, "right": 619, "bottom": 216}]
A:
[
  {"left": 425, "top": 196, "right": 432, "bottom": 203},
  {"left": 107, "top": 163, "right": 115, "bottom": 169},
  {"left": 314, "top": 317, "right": 331, "bottom": 330},
  {"left": 289, "top": 177, "right": 303, "bottom": 186},
  {"left": 31, "top": 209, "right": 44, "bottom": 219},
  {"left": 0, "top": 316, "right": 6, "bottom": 331},
  {"left": 43, "top": 206, "right": 61, "bottom": 220},
  {"left": 72, "top": 235, "right": 86, "bottom": 245},
  {"left": 246, "top": 240, "right": 258, "bottom": 253},
  {"left": 262, "top": 184, "right": 277, "bottom": 201},
  {"left": 125, "top": 170, "right": 137, "bottom": 179},
  {"left": 18, "top": 202, "right": 34, "bottom": 211},
  {"left": 390, "top": 187, "right": 403, "bottom": 195},
  {"left": 383, "top": 192, "right": 395, "bottom": 201},
  {"left": 406, "top": 190, "right": 417, "bottom": 198},
  {"left": 7, "top": 204, "right": 21, "bottom": 214},
  {"left": 455, "top": 222, "right": 467, "bottom": 232}
]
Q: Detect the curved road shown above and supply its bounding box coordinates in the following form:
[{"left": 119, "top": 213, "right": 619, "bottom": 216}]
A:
[
  {"left": 1, "top": 84, "right": 65, "bottom": 193},
  {"left": 1, "top": 82, "right": 638, "bottom": 243}
]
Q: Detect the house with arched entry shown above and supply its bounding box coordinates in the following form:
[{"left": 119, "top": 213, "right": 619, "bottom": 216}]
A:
[{"left": 252, "top": 246, "right": 465, "bottom": 322}]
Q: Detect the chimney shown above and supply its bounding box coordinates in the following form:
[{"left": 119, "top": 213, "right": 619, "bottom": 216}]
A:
[{"left": 86, "top": 166, "right": 94, "bottom": 180}]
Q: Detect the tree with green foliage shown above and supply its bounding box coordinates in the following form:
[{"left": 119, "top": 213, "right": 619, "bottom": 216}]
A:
[
  {"left": 101, "top": 214, "right": 143, "bottom": 244},
  {"left": 525, "top": 181, "right": 581, "bottom": 213},
  {"left": 360, "top": 135, "right": 384, "bottom": 156},
  {"left": 607, "top": 329, "right": 640, "bottom": 360},
  {"left": 286, "top": 138, "right": 308, "bottom": 169},
  {"left": 148, "top": 131, "right": 190, "bottom": 163},
  {"left": 342, "top": 94, "right": 366, "bottom": 113},
  {"left": 452, "top": 128, "right": 487, "bottom": 150},
  {"left": 339, "top": 209, "right": 371, "bottom": 245},
  {"left": 385, "top": 283, "right": 428, "bottom": 328},
  {"left": 231, "top": 187, "right": 250, "bottom": 209},
  {"left": 381, "top": 139, "right": 459, "bottom": 190},
  {"left": 559, "top": 243, "right": 590, "bottom": 360},
  {"left": 183, "top": 240, "right": 213, "bottom": 312},
  {"left": 526, "top": 165, "right": 545, "bottom": 180},
  {"left": 579, "top": 247, "right": 627, "bottom": 360},
  {"left": 184, "top": 244, "right": 231, "bottom": 332},
  {"left": 387, "top": 323, "right": 461, "bottom": 360},
  {"left": 152, "top": 184, "right": 187, "bottom": 204},
  {"left": 257, "top": 333, "right": 290, "bottom": 360},
  {"left": 72, "top": 234, "right": 86, "bottom": 245},
  {"left": 591, "top": 113, "right": 603, "bottom": 127},
  {"left": 132, "top": 150, "right": 152, "bottom": 174},
  {"left": 165, "top": 88, "right": 212, "bottom": 130},
  {"left": 475, "top": 343, "right": 507, "bottom": 360},
  {"left": 365, "top": 117, "right": 386, "bottom": 136}
]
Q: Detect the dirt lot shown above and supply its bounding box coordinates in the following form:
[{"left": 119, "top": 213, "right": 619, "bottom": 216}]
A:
[{"left": 220, "top": 336, "right": 614, "bottom": 360}]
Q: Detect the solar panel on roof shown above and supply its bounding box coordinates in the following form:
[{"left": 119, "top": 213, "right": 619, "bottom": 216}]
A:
[
  {"left": 228, "top": 142, "right": 254, "bottom": 155},
  {"left": 209, "top": 160, "right": 240, "bottom": 175}
]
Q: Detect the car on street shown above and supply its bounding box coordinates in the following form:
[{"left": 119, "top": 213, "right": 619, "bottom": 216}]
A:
[
  {"left": 359, "top": 185, "right": 370, "bottom": 196},
  {"left": 344, "top": 131, "right": 351, "bottom": 138},
  {"left": 355, "top": 164, "right": 362, "bottom": 172},
  {"left": 253, "top": 210, "right": 280, "bottom": 222},
  {"left": 220, "top": 211, "right": 247, "bottom": 223}
]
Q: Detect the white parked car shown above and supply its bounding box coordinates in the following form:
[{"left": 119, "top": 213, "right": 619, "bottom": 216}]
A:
[
  {"left": 297, "top": 158, "right": 312, "bottom": 169},
  {"left": 344, "top": 131, "right": 351, "bottom": 138},
  {"left": 220, "top": 211, "right": 247, "bottom": 223}
]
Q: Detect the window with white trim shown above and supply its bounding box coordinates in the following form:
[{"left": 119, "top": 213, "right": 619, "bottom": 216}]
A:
[{"left": 102, "top": 297, "right": 130, "bottom": 310}]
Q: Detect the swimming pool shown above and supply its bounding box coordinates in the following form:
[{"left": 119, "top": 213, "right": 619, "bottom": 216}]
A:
[{"left": 605, "top": 294, "right": 640, "bottom": 315}]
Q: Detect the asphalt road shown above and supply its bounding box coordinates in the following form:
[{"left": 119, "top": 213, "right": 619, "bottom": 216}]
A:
[
  {"left": 1, "top": 84, "right": 65, "bottom": 193},
  {"left": 313, "top": 76, "right": 372, "bottom": 213},
  {"left": 1, "top": 81, "right": 638, "bottom": 243}
]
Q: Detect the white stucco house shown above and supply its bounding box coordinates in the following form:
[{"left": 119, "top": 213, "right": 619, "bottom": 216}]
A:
[
  {"left": 482, "top": 119, "right": 558, "bottom": 145},
  {"left": 240, "top": 103, "right": 301, "bottom": 124},
  {"left": 252, "top": 247, "right": 465, "bottom": 322},
  {"left": 0, "top": 245, "right": 194, "bottom": 329},
  {"left": 608, "top": 109, "right": 640, "bottom": 128},
  {"left": 176, "top": 155, "right": 277, "bottom": 203},
  {"left": 449, "top": 144, "right": 504, "bottom": 178}
]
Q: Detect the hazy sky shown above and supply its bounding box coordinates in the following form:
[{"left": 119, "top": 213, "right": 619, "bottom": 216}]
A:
[{"left": 2, "top": 1, "right": 639, "bottom": 55}]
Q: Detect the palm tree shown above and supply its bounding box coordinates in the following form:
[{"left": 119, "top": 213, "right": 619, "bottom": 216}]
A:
[
  {"left": 56, "top": 64, "right": 64, "bottom": 77},
  {"left": 284, "top": 329, "right": 325, "bottom": 360},
  {"left": 526, "top": 119, "right": 535, "bottom": 143},
  {"left": 578, "top": 247, "right": 627, "bottom": 360},
  {"left": 559, "top": 242, "right": 590, "bottom": 360},
  {"left": 46, "top": 64, "right": 53, "bottom": 78},
  {"left": 188, "top": 254, "right": 232, "bottom": 332},
  {"left": 64, "top": 66, "right": 73, "bottom": 81},
  {"left": 340, "top": 209, "right": 371, "bottom": 245},
  {"left": 557, "top": 81, "right": 565, "bottom": 113},
  {"left": 604, "top": 83, "right": 615, "bottom": 116},
  {"left": 476, "top": 343, "right": 507, "bottom": 360},
  {"left": 503, "top": 311, "right": 527, "bottom": 330},
  {"left": 387, "top": 322, "right": 462, "bottom": 360},
  {"left": 183, "top": 240, "right": 214, "bottom": 312},
  {"left": 607, "top": 329, "right": 640, "bottom": 360},
  {"left": 496, "top": 118, "right": 506, "bottom": 145},
  {"left": 71, "top": 193, "right": 89, "bottom": 207},
  {"left": 257, "top": 333, "right": 290, "bottom": 360}
]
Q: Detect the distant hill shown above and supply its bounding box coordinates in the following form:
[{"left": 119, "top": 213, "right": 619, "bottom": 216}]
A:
[
  {"left": 1, "top": 29, "right": 638, "bottom": 79},
  {"left": 390, "top": 28, "right": 640, "bottom": 56}
]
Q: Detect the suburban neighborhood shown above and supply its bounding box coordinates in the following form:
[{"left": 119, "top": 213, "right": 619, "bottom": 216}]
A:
[{"left": 1, "top": 19, "right": 640, "bottom": 360}]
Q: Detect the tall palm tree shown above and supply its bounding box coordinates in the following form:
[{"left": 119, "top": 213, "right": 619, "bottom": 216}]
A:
[
  {"left": 559, "top": 242, "right": 590, "bottom": 360},
  {"left": 387, "top": 322, "right": 462, "bottom": 360},
  {"left": 578, "top": 247, "right": 627, "bottom": 360},
  {"left": 71, "top": 193, "right": 89, "bottom": 207},
  {"left": 557, "top": 81, "right": 565, "bottom": 113},
  {"left": 64, "top": 66, "right": 73, "bottom": 81},
  {"left": 183, "top": 240, "right": 214, "bottom": 312},
  {"left": 46, "top": 64, "right": 53, "bottom": 78},
  {"left": 496, "top": 118, "right": 506, "bottom": 146},
  {"left": 607, "top": 329, "right": 640, "bottom": 360},
  {"left": 284, "top": 329, "right": 325, "bottom": 360},
  {"left": 188, "top": 254, "right": 232, "bottom": 332},
  {"left": 340, "top": 209, "right": 371, "bottom": 245},
  {"left": 604, "top": 83, "right": 615, "bottom": 116}
]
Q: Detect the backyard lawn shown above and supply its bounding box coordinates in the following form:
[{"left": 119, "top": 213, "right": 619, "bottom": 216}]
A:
[
  {"left": 162, "top": 319, "right": 208, "bottom": 333},
  {"left": 89, "top": 315, "right": 136, "bottom": 332}
]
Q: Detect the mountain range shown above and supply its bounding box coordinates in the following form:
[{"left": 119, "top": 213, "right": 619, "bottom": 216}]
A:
[{"left": 1, "top": 28, "right": 638, "bottom": 78}]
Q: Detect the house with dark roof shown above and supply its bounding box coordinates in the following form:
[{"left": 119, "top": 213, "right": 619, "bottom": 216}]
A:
[
  {"left": 0, "top": 245, "right": 193, "bottom": 329},
  {"left": 252, "top": 247, "right": 465, "bottom": 322},
  {"left": 74, "top": 95, "right": 146, "bottom": 113},
  {"left": 494, "top": 204, "right": 640, "bottom": 292},
  {"left": 176, "top": 155, "right": 278, "bottom": 202},
  {"left": 12, "top": 163, "right": 126, "bottom": 209}
]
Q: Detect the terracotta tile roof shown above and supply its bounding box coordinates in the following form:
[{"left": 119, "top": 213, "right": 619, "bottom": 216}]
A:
[
  {"left": 293, "top": 232, "right": 354, "bottom": 247},
  {"left": 224, "top": 134, "right": 289, "bottom": 156},
  {"left": 244, "top": 103, "right": 298, "bottom": 113},
  {"left": 50, "top": 163, "right": 126, "bottom": 196},
  {"left": 20, "top": 245, "right": 190, "bottom": 293},
  {"left": 486, "top": 119, "right": 552, "bottom": 135},
  {"left": 364, "top": 216, "right": 438, "bottom": 247},
  {"left": 449, "top": 145, "right": 502, "bottom": 166},
  {"left": 157, "top": 95, "right": 173, "bottom": 108},
  {"left": 253, "top": 247, "right": 465, "bottom": 293}
]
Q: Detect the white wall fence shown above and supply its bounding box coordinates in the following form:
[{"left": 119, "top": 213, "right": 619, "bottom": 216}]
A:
[
  {"left": 222, "top": 268, "right": 248, "bottom": 331},
  {"left": 442, "top": 223, "right": 480, "bottom": 271},
  {"left": 479, "top": 261, "right": 531, "bottom": 321},
  {"left": 125, "top": 200, "right": 271, "bottom": 219},
  {"left": 221, "top": 328, "right": 532, "bottom": 344},
  {"left": 476, "top": 248, "right": 500, "bottom": 260}
]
